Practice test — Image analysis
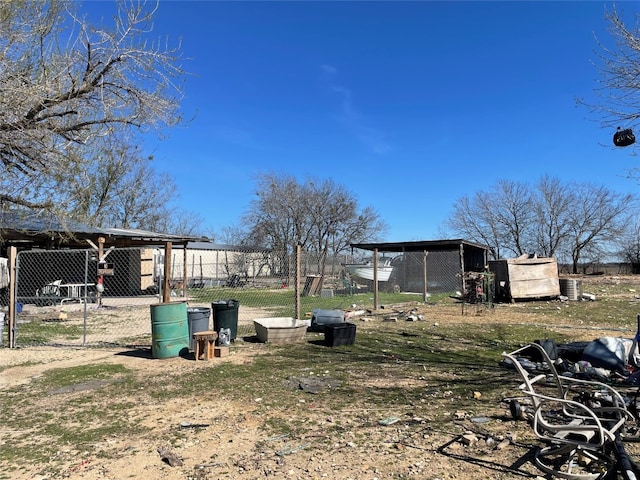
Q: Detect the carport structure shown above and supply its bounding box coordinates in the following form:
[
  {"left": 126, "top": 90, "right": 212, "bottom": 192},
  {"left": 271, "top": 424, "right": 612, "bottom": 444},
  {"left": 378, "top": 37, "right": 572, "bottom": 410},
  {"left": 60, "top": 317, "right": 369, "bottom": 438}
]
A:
[
  {"left": 349, "top": 239, "right": 490, "bottom": 309},
  {"left": 0, "top": 211, "right": 206, "bottom": 347}
]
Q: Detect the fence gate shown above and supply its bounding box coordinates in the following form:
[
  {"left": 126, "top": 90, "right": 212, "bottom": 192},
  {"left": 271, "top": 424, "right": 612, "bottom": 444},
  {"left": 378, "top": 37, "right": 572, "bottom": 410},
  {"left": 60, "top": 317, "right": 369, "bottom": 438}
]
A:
[{"left": 14, "top": 248, "right": 160, "bottom": 347}]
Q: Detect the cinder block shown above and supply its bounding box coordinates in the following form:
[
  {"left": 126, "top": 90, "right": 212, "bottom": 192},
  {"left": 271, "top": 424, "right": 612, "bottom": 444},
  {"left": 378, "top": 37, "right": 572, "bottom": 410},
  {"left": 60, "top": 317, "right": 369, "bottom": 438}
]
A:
[{"left": 214, "top": 346, "right": 230, "bottom": 358}]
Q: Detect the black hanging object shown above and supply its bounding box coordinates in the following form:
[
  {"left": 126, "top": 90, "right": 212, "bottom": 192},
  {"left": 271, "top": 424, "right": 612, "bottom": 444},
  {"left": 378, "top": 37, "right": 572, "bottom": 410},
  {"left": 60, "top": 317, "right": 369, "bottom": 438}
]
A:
[{"left": 613, "top": 127, "right": 635, "bottom": 147}]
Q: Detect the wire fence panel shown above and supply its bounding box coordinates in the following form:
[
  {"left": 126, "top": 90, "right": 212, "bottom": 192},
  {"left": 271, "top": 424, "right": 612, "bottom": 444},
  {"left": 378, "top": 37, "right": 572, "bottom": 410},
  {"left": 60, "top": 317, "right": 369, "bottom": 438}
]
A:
[
  {"left": 10, "top": 245, "right": 454, "bottom": 348},
  {"left": 14, "top": 248, "right": 162, "bottom": 347},
  {"left": 345, "top": 248, "right": 463, "bottom": 296},
  {"left": 12, "top": 246, "right": 333, "bottom": 347}
]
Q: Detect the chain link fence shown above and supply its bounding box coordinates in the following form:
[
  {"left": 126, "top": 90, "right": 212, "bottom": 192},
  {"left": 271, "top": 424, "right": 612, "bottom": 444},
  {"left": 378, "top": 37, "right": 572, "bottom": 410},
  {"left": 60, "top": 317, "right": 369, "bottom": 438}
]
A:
[
  {"left": 345, "top": 248, "right": 464, "bottom": 295},
  {"left": 7, "top": 246, "right": 422, "bottom": 348},
  {"left": 12, "top": 248, "right": 162, "bottom": 348}
]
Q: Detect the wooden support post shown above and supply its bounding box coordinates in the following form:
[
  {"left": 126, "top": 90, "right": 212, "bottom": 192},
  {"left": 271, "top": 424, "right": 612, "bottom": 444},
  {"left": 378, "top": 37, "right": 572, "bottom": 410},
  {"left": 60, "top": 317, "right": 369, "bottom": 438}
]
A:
[
  {"left": 163, "top": 242, "right": 172, "bottom": 303},
  {"left": 295, "top": 244, "right": 301, "bottom": 321},
  {"left": 183, "top": 242, "right": 188, "bottom": 298},
  {"left": 460, "top": 244, "right": 465, "bottom": 315},
  {"left": 97, "top": 237, "right": 104, "bottom": 306},
  {"left": 8, "top": 246, "right": 16, "bottom": 348},
  {"left": 423, "top": 251, "right": 429, "bottom": 302},
  {"left": 373, "top": 248, "right": 379, "bottom": 310},
  {"left": 98, "top": 237, "right": 104, "bottom": 262}
]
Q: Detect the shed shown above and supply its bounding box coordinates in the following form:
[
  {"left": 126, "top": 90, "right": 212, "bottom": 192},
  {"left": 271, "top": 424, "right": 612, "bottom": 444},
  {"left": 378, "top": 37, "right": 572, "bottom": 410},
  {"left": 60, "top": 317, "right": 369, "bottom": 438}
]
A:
[
  {"left": 350, "top": 239, "right": 490, "bottom": 308},
  {"left": 0, "top": 211, "right": 207, "bottom": 347},
  {"left": 0, "top": 211, "right": 206, "bottom": 295},
  {"left": 489, "top": 255, "right": 560, "bottom": 301}
]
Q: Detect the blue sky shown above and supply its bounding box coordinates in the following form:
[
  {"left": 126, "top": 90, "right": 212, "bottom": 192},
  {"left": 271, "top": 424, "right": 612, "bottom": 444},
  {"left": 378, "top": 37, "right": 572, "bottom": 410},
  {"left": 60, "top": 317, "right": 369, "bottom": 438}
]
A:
[{"left": 87, "top": 1, "right": 640, "bottom": 241}]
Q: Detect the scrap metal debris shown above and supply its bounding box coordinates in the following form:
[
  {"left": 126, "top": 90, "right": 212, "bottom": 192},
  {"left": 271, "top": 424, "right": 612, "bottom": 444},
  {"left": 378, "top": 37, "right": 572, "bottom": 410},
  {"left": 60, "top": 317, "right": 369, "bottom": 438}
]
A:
[
  {"left": 285, "top": 376, "right": 342, "bottom": 394},
  {"left": 378, "top": 416, "right": 401, "bottom": 426},
  {"left": 179, "top": 421, "right": 210, "bottom": 429},
  {"left": 157, "top": 447, "right": 183, "bottom": 467},
  {"left": 275, "top": 443, "right": 311, "bottom": 456},
  {"left": 48, "top": 379, "right": 117, "bottom": 395},
  {"left": 400, "top": 331, "right": 418, "bottom": 337}
]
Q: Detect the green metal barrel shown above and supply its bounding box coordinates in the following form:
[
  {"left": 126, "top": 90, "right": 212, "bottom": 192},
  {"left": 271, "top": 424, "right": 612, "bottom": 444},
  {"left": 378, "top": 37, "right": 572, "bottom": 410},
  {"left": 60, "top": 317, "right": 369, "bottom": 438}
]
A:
[{"left": 150, "top": 302, "right": 189, "bottom": 359}]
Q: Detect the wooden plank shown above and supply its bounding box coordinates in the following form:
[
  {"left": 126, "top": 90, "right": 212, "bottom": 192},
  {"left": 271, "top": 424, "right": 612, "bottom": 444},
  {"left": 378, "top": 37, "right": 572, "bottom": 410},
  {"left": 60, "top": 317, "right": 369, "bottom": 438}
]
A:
[
  {"left": 508, "top": 262, "right": 558, "bottom": 282},
  {"left": 490, "top": 257, "right": 560, "bottom": 300},
  {"left": 301, "top": 275, "right": 322, "bottom": 297},
  {"left": 163, "top": 242, "right": 172, "bottom": 303},
  {"left": 508, "top": 258, "right": 560, "bottom": 298}
]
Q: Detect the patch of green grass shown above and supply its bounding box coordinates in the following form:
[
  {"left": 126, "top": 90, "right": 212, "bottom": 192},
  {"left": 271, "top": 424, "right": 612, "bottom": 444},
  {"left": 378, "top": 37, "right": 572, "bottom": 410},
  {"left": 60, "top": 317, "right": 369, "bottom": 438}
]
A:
[
  {"left": 33, "top": 363, "right": 130, "bottom": 389},
  {"left": 188, "top": 287, "right": 428, "bottom": 316},
  {"left": 0, "top": 363, "right": 145, "bottom": 468},
  {"left": 0, "top": 359, "right": 42, "bottom": 374},
  {"left": 153, "top": 320, "right": 559, "bottom": 425},
  {"left": 544, "top": 297, "right": 640, "bottom": 330},
  {"left": 14, "top": 319, "right": 85, "bottom": 344}
]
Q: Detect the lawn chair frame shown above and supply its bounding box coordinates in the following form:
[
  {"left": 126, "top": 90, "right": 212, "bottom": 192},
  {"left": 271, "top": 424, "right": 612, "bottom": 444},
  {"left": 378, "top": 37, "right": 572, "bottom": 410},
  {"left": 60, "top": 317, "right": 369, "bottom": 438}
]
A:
[{"left": 504, "top": 343, "right": 636, "bottom": 479}]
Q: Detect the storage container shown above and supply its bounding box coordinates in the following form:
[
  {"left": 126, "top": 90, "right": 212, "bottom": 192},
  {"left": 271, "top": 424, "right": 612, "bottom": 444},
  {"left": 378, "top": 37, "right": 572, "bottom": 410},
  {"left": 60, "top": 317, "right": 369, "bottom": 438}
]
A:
[
  {"left": 253, "top": 317, "right": 308, "bottom": 344},
  {"left": 324, "top": 322, "right": 356, "bottom": 347},
  {"left": 310, "top": 308, "right": 345, "bottom": 332}
]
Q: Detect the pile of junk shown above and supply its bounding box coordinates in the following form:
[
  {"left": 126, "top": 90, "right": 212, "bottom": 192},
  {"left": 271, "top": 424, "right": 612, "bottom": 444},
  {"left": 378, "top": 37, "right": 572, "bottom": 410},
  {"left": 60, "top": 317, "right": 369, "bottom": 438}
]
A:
[{"left": 501, "top": 316, "right": 640, "bottom": 480}]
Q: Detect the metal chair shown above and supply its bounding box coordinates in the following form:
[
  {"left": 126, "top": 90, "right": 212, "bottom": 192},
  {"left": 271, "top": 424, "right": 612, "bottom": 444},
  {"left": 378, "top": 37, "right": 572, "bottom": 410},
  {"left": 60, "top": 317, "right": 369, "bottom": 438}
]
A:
[{"left": 504, "top": 343, "right": 636, "bottom": 479}]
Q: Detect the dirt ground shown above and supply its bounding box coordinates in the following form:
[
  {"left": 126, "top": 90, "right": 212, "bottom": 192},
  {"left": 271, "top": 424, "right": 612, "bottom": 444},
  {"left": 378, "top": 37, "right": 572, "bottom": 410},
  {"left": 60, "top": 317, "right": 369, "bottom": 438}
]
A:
[{"left": 3, "top": 275, "right": 640, "bottom": 480}]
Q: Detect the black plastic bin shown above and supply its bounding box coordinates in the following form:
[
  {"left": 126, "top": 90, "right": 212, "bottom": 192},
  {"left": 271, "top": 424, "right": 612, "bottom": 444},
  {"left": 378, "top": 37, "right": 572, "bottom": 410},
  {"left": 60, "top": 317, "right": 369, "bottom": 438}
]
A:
[
  {"left": 212, "top": 299, "right": 239, "bottom": 342},
  {"left": 324, "top": 323, "right": 356, "bottom": 347},
  {"left": 187, "top": 307, "right": 211, "bottom": 351}
]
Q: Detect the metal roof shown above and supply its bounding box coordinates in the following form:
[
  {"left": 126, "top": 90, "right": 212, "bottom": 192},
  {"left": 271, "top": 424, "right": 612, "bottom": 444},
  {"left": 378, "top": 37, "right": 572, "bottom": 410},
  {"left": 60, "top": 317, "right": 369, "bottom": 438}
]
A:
[
  {"left": 171, "top": 241, "right": 268, "bottom": 252},
  {"left": 350, "top": 238, "right": 489, "bottom": 253},
  {"left": 0, "top": 211, "right": 207, "bottom": 249}
]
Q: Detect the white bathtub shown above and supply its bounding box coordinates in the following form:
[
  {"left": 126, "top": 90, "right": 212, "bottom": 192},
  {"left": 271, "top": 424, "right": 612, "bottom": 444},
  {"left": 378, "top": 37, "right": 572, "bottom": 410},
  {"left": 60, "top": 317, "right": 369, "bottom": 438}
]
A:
[{"left": 253, "top": 317, "right": 308, "bottom": 344}]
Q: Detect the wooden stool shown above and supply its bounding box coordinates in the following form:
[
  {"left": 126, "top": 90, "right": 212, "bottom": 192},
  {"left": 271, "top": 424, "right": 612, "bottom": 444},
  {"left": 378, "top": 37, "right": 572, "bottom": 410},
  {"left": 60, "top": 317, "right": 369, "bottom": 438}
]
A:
[{"left": 193, "top": 330, "right": 217, "bottom": 361}]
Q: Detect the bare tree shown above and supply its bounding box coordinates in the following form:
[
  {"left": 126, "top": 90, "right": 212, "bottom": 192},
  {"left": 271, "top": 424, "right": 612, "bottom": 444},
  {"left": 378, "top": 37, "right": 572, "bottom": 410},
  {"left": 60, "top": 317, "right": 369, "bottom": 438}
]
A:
[
  {"left": 244, "top": 173, "right": 307, "bottom": 254},
  {"left": 618, "top": 219, "right": 640, "bottom": 273},
  {"left": 447, "top": 177, "right": 634, "bottom": 269},
  {"left": 243, "top": 172, "right": 386, "bottom": 276},
  {"left": 60, "top": 139, "right": 203, "bottom": 235},
  {"left": 243, "top": 174, "right": 304, "bottom": 275},
  {"left": 562, "top": 183, "right": 633, "bottom": 273},
  {"left": 534, "top": 175, "right": 572, "bottom": 257},
  {"left": 305, "top": 178, "right": 387, "bottom": 277},
  {"left": 447, "top": 180, "right": 534, "bottom": 259},
  {"left": 447, "top": 195, "right": 503, "bottom": 259},
  {"left": 583, "top": 6, "right": 640, "bottom": 131},
  {"left": 330, "top": 206, "right": 387, "bottom": 258},
  {"left": 491, "top": 180, "right": 535, "bottom": 256},
  {"left": 218, "top": 225, "right": 254, "bottom": 246},
  {"left": 153, "top": 208, "right": 205, "bottom": 237},
  {"left": 0, "top": 0, "right": 185, "bottom": 212}
]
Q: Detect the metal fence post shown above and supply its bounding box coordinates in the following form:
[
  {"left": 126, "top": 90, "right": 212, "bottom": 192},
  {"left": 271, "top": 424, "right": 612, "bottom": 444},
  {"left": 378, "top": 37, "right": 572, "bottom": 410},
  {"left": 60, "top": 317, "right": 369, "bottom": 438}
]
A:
[{"left": 83, "top": 250, "right": 89, "bottom": 346}]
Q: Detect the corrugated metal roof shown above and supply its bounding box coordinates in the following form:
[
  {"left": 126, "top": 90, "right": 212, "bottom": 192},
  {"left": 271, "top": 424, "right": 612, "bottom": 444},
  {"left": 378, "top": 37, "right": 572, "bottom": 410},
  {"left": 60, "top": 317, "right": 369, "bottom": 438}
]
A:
[
  {"left": 171, "top": 241, "right": 267, "bottom": 252},
  {"left": 0, "top": 211, "right": 207, "bottom": 248},
  {"left": 350, "top": 238, "right": 489, "bottom": 253}
]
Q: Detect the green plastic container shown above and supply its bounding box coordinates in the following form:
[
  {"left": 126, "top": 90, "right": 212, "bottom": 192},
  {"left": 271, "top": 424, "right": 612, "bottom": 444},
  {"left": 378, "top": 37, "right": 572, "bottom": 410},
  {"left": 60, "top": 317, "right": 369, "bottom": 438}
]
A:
[
  {"left": 212, "top": 299, "right": 239, "bottom": 341},
  {"left": 150, "top": 302, "right": 189, "bottom": 359}
]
